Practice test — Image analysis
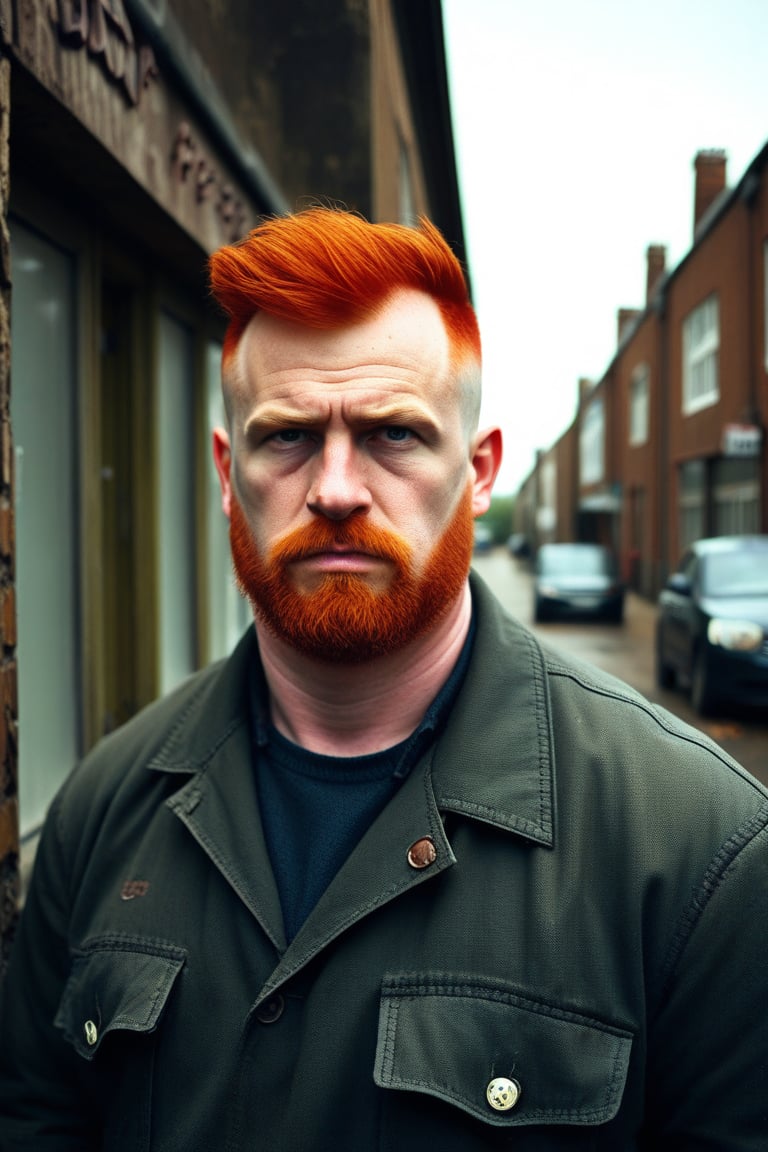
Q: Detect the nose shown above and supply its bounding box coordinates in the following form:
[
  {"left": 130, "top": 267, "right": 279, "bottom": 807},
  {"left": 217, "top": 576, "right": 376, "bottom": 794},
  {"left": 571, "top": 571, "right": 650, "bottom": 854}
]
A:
[{"left": 306, "top": 436, "right": 372, "bottom": 520}]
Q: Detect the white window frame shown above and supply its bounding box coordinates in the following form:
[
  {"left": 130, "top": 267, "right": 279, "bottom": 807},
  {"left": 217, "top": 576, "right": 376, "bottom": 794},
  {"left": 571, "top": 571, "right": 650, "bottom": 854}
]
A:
[
  {"left": 682, "top": 294, "right": 719, "bottom": 414},
  {"left": 580, "top": 396, "right": 604, "bottom": 485},
  {"left": 629, "top": 363, "right": 649, "bottom": 446}
]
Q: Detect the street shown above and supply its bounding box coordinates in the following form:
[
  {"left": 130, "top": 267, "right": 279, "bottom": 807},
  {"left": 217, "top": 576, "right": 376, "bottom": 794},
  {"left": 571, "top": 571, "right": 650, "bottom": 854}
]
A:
[{"left": 472, "top": 549, "right": 768, "bottom": 788}]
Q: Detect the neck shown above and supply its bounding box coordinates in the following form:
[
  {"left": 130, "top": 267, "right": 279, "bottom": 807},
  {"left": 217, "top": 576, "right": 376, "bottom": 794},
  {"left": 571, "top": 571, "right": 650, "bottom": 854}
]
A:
[{"left": 253, "top": 582, "right": 472, "bottom": 756}]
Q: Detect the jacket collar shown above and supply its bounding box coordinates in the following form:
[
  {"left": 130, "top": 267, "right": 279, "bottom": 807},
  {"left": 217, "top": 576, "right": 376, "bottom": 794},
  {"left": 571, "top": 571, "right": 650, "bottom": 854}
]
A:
[
  {"left": 430, "top": 573, "right": 556, "bottom": 847},
  {"left": 147, "top": 572, "right": 556, "bottom": 849}
]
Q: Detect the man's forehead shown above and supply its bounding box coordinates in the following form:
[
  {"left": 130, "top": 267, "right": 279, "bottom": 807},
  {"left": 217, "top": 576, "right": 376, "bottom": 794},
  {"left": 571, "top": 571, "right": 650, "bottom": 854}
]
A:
[{"left": 241, "top": 287, "right": 450, "bottom": 373}]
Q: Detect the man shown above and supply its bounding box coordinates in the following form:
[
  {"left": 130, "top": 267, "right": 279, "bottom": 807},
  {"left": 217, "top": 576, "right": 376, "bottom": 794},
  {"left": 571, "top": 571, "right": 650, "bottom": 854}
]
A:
[{"left": 0, "top": 208, "right": 766, "bottom": 1150}]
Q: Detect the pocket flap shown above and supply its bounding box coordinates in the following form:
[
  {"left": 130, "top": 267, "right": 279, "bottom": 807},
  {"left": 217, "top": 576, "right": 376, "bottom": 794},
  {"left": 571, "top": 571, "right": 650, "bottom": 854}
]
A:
[
  {"left": 374, "top": 975, "right": 633, "bottom": 1127},
  {"left": 55, "top": 938, "right": 186, "bottom": 1061}
]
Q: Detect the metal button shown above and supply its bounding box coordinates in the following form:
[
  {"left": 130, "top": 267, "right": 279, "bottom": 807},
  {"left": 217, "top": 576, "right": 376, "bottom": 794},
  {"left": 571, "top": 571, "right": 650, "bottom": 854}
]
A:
[
  {"left": 256, "top": 994, "right": 285, "bottom": 1024},
  {"left": 486, "top": 1077, "right": 521, "bottom": 1112},
  {"left": 407, "top": 837, "right": 437, "bottom": 869},
  {"left": 83, "top": 1020, "right": 98, "bottom": 1047}
]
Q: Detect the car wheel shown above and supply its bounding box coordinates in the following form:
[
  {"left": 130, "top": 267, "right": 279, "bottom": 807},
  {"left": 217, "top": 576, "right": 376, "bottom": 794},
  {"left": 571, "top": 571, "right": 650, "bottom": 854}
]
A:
[
  {"left": 691, "top": 647, "right": 717, "bottom": 716},
  {"left": 607, "top": 601, "right": 624, "bottom": 625},
  {"left": 655, "top": 624, "right": 675, "bottom": 689}
]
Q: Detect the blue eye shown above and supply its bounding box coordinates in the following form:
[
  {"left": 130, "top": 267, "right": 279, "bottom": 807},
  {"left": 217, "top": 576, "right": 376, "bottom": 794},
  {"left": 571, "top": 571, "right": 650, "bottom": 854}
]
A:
[
  {"left": 381, "top": 426, "right": 413, "bottom": 442},
  {"left": 273, "top": 429, "right": 308, "bottom": 444}
]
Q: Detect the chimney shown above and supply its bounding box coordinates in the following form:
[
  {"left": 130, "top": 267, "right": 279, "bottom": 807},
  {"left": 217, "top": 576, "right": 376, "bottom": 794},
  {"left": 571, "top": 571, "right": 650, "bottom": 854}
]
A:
[
  {"left": 617, "top": 308, "right": 640, "bottom": 344},
  {"left": 693, "top": 150, "right": 727, "bottom": 235},
  {"left": 646, "top": 245, "right": 666, "bottom": 304},
  {"left": 578, "top": 377, "right": 593, "bottom": 404}
]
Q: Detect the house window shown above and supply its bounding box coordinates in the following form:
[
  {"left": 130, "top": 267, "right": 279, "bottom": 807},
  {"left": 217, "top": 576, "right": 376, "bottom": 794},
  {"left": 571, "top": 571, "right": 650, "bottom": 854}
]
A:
[
  {"left": 11, "top": 222, "right": 81, "bottom": 834},
  {"left": 629, "top": 364, "right": 649, "bottom": 445},
  {"left": 580, "top": 396, "right": 604, "bottom": 485},
  {"left": 682, "top": 294, "right": 719, "bottom": 413}
]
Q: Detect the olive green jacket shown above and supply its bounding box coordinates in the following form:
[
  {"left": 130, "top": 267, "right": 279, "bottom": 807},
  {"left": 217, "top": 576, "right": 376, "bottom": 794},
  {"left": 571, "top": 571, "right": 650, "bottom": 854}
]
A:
[{"left": 1, "top": 574, "right": 767, "bottom": 1150}]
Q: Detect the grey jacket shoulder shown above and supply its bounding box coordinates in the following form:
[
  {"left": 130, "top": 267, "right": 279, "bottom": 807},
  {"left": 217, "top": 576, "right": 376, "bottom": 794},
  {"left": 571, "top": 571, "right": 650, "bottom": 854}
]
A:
[{"left": 464, "top": 571, "right": 768, "bottom": 839}]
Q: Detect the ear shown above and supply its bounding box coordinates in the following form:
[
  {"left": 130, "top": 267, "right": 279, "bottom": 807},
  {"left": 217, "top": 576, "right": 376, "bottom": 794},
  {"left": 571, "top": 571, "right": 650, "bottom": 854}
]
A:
[
  {"left": 469, "top": 426, "right": 503, "bottom": 517},
  {"left": 212, "top": 427, "right": 233, "bottom": 518}
]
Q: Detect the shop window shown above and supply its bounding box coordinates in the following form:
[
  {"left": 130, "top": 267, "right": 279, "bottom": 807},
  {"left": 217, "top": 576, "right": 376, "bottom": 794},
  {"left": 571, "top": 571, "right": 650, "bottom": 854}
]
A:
[
  {"left": 205, "top": 340, "right": 251, "bottom": 661},
  {"left": 157, "top": 312, "right": 197, "bottom": 694},
  {"left": 629, "top": 364, "right": 649, "bottom": 445},
  {"left": 712, "top": 456, "right": 760, "bottom": 536},
  {"left": 682, "top": 295, "right": 719, "bottom": 414},
  {"left": 678, "top": 459, "right": 706, "bottom": 553},
  {"left": 399, "top": 139, "right": 417, "bottom": 227},
  {"left": 11, "top": 222, "right": 81, "bottom": 834}
]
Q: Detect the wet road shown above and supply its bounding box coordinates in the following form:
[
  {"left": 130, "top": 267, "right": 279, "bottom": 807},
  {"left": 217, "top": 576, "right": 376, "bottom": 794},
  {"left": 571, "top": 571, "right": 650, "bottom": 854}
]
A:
[{"left": 472, "top": 548, "right": 768, "bottom": 788}]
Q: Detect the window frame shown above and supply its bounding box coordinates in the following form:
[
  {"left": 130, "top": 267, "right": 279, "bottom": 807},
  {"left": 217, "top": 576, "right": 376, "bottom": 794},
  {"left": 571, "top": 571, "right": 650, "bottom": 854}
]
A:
[
  {"left": 580, "top": 395, "right": 605, "bottom": 486},
  {"left": 682, "top": 294, "right": 719, "bottom": 414},
  {"left": 628, "top": 363, "right": 650, "bottom": 446}
]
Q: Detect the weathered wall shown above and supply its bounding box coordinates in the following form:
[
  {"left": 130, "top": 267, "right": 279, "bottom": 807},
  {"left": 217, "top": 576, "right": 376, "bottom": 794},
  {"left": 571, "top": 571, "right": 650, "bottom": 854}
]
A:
[{"left": 0, "top": 49, "right": 19, "bottom": 977}]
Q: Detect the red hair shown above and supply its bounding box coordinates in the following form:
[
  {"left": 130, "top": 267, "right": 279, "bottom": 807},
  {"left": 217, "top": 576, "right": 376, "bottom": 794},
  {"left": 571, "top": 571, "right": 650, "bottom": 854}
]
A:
[{"left": 208, "top": 207, "right": 480, "bottom": 370}]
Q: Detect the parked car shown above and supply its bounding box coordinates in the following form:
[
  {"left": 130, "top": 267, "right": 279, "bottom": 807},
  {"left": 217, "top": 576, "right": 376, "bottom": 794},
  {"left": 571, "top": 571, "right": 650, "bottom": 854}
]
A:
[
  {"left": 533, "top": 543, "right": 624, "bottom": 623},
  {"left": 507, "top": 533, "right": 530, "bottom": 558},
  {"left": 656, "top": 534, "right": 768, "bottom": 715}
]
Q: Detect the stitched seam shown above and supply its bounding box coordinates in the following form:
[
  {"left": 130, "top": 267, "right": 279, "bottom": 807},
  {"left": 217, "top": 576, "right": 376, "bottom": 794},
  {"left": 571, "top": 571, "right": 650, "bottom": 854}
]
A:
[
  {"left": 546, "top": 663, "right": 768, "bottom": 792},
  {"left": 380, "top": 978, "right": 633, "bottom": 1036},
  {"left": 655, "top": 803, "right": 768, "bottom": 1012}
]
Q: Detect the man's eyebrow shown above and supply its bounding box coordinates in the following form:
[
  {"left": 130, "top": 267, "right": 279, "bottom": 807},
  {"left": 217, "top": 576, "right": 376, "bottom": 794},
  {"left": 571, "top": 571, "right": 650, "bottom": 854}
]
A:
[
  {"left": 244, "top": 404, "right": 326, "bottom": 434},
  {"left": 344, "top": 400, "right": 439, "bottom": 427},
  {"left": 244, "top": 400, "right": 440, "bottom": 433}
]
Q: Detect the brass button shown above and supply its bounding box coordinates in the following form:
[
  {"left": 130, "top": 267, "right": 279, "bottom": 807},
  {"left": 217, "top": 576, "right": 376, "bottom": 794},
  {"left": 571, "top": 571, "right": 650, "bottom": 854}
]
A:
[
  {"left": 83, "top": 1020, "right": 98, "bottom": 1047},
  {"left": 407, "top": 837, "right": 437, "bottom": 869},
  {"left": 486, "top": 1077, "right": 520, "bottom": 1112},
  {"left": 256, "top": 994, "right": 285, "bottom": 1024}
]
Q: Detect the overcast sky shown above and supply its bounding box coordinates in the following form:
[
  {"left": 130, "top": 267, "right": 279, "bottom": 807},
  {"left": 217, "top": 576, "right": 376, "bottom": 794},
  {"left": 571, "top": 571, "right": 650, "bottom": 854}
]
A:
[{"left": 441, "top": 0, "right": 767, "bottom": 494}]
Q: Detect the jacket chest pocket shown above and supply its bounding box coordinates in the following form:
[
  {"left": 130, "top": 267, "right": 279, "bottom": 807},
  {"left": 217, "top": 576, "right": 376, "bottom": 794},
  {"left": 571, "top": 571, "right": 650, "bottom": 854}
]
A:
[
  {"left": 55, "top": 937, "right": 186, "bottom": 1148},
  {"left": 374, "top": 974, "right": 633, "bottom": 1149}
]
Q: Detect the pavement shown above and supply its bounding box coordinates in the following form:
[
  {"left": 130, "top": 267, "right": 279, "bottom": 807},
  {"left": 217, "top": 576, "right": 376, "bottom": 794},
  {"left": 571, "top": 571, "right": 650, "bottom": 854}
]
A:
[{"left": 623, "top": 590, "right": 657, "bottom": 642}]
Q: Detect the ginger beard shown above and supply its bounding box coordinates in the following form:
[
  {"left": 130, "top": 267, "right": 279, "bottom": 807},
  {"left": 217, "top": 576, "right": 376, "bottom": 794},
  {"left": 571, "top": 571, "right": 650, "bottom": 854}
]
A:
[{"left": 229, "top": 486, "right": 475, "bottom": 663}]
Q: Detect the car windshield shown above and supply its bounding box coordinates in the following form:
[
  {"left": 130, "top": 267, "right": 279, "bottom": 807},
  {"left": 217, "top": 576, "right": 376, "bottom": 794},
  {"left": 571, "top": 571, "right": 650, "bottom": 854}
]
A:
[
  {"left": 539, "top": 546, "right": 611, "bottom": 576},
  {"left": 702, "top": 549, "right": 768, "bottom": 596}
]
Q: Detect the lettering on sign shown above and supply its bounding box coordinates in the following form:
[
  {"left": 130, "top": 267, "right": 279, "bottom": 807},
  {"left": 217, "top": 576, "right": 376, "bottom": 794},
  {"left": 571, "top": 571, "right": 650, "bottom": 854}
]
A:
[
  {"left": 50, "top": 0, "right": 158, "bottom": 107},
  {"left": 721, "top": 424, "right": 762, "bottom": 458},
  {"left": 172, "top": 122, "right": 248, "bottom": 241}
]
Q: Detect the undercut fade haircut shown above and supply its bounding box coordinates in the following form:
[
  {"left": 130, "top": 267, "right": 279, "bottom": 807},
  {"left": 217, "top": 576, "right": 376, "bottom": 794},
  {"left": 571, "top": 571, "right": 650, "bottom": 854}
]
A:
[{"left": 208, "top": 208, "right": 482, "bottom": 407}]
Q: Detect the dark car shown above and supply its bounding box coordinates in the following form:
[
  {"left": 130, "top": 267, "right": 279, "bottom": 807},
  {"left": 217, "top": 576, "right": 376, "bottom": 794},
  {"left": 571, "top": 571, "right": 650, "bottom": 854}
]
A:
[
  {"left": 507, "top": 533, "right": 531, "bottom": 558},
  {"left": 533, "top": 543, "right": 624, "bottom": 623},
  {"left": 656, "top": 535, "right": 768, "bottom": 715}
]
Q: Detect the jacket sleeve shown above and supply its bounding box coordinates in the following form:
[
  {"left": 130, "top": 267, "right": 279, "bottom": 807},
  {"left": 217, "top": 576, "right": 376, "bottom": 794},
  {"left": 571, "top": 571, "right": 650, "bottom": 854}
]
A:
[
  {"left": 0, "top": 788, "right": 100, "bottom": 1151},
  {"left": 644, "top": 805, "right": 768, "bottom": 1150}
]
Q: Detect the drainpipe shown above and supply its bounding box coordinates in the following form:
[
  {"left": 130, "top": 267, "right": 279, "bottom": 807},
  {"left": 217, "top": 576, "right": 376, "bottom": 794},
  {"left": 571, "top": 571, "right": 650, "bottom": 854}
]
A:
[
  {"left": 740, "top": 167, "right": 765, "bottom": 531},
  {"left": 741, "top": 170, "right": 761, "bottom": 426}
]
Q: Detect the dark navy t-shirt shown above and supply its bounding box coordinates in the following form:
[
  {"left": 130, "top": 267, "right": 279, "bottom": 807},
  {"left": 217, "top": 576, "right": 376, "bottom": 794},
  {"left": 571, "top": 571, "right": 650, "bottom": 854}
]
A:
[{"left": 251, "top": 615, "right": 475, "bottom": 942}]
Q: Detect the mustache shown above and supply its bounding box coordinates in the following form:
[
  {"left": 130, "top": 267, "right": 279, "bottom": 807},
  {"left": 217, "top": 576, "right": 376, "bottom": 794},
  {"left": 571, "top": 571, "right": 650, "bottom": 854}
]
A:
[{"left": 270, "top": 515, "right": 412, "bottom": 567}]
